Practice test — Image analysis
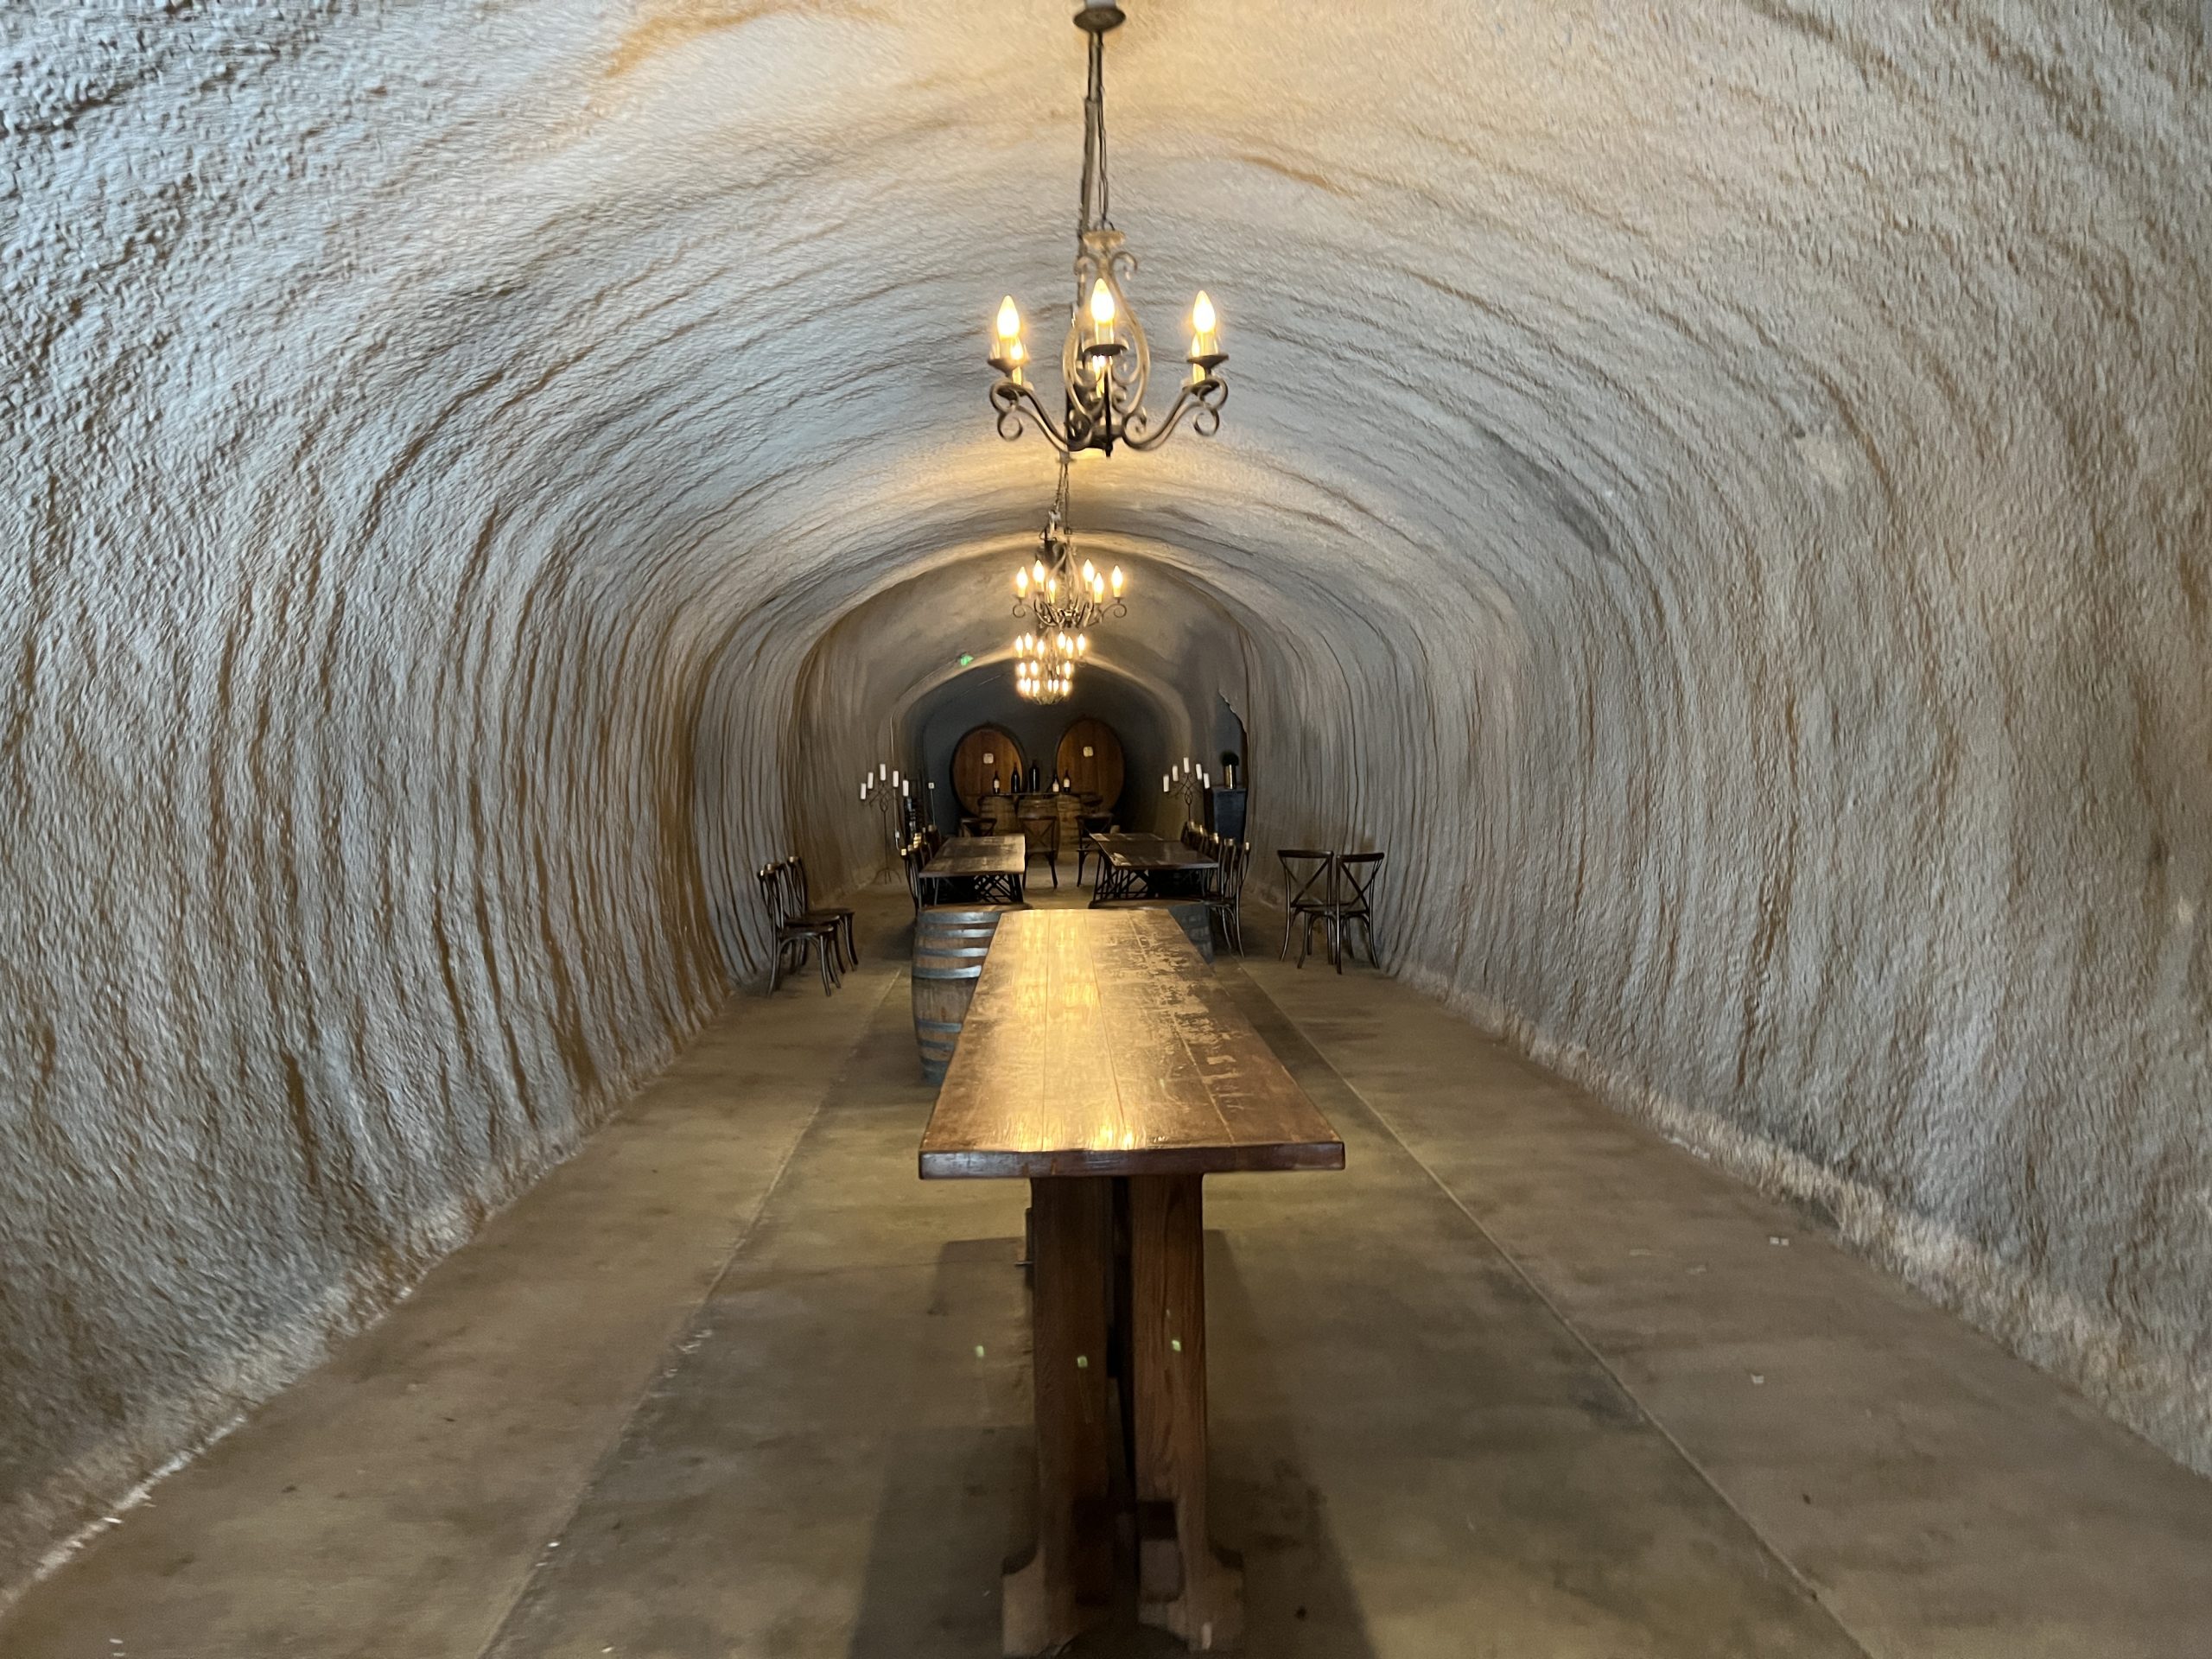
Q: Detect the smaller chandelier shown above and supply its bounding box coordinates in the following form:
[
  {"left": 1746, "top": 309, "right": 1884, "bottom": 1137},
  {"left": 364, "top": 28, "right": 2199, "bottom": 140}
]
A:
[
  {"left": 1014, "top": 454, "right": 1127, "bottom": 633},
  {"left": 1014, "top": 628, "right": 1084, "bottom": 704},
  {"left": 987, "top": 2, "right": 1227, "bottom": 456}
]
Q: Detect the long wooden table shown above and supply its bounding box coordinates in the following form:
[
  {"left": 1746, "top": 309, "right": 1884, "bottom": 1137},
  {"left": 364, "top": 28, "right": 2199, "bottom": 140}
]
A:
[
  {"left": 920, "top": 908, "right": 1344, "bottom": 1654},
  {"left": 918, "top": 833, "right": 1027, "bottom": 905},
  {"left": 1087, "top": 832, "right": 1217, "bottom": 905}
]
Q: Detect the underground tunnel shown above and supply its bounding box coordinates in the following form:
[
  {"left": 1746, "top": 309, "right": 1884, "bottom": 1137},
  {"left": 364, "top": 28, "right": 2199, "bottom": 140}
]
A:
[{"left": 3, "top": 1, "right": 2209, "bottom": 1653}]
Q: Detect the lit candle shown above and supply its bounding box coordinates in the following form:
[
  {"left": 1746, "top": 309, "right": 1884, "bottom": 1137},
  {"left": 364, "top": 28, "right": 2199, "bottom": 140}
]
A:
[
  {"left": 1087, "top": 277, "right": 1117, "bottom": 350},
  {"left": 1188, "top": 289, "right": 1220, "bottom": 361},
  {"left": 993, "top": 296, "right": 1026, "bottom": 380}
]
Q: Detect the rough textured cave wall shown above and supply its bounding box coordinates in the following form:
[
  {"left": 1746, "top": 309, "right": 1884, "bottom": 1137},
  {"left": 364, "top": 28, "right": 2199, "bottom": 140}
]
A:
[
  {"left": 0, "top": 1, "right": 747, "bottom": 1592},
  {"left": 6, "top": 0, "right": 2210, "bottom": 1605}
]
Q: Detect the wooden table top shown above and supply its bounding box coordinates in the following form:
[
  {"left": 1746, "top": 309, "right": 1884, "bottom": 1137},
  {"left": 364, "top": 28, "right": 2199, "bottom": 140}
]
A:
[
  {"left": 1090, "top": 834, "right": 1217, "bottom": 873},
  {"left": 919, "top": 909, "right": 1344, "bottom": 1179},
  {"left": 922, "top": 835, "right": 1027, "bottom": 877}
]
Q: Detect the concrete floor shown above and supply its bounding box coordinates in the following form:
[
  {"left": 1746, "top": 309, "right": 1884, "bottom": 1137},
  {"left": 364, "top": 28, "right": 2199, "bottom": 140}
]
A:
[{"left": 6, "top": 884, "right": 2210, "bottom": 1658}]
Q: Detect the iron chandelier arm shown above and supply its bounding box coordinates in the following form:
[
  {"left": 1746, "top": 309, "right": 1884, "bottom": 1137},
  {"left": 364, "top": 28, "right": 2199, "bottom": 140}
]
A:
[
  {"left": 989, "top": 377, "right": 1075, "bottom": 450},
  {"left": 1116, "top": 371, "right": 1229, "bottom": 452}
]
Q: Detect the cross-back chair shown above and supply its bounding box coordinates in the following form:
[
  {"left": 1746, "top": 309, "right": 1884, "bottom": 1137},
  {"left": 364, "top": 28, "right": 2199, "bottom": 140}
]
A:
[
  {"left": 1204, "top": 837, "right": 1250, "bottom": 956},
  {"left": 758, "top": 861, "right": 842, "bottom": 995},
  {"left": 781, "top": 855, "right": 855, "bottom": 969},
  {"left": 1329, "top": 850, "right": 1386, "bottom": 973},
  {"left": 1276, "top": 849, "right": 1338, "bottom": 969},
  {"left": 1018, "top": 811, "right": 1059, "bottom": 888}
]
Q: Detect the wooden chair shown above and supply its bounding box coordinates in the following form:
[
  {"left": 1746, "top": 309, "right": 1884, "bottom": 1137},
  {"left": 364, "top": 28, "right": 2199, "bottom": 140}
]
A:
[
  {"left": 901, "top": 836, "right": 931, "bottom": 914},
  {"left": 758, "top": 862, "right": 841, "bottom": 995},
  {"left": 1018, "top": 812, "right": 1060, "bottom": 888},
  {"left": 1074, "top": 822, "right": 1116, "bottom": 887},
  {"left": 782, "top": 855, "right": 855, "bottom": 969},
  {"left": 1276, "top": 849, "right": 1337, "bottom": 969},
  {"left": 1203, "top": 838, "right": 1250, "bottom": 956},
  {"left": 1325, "top": 851, "right": 1385, "bottom": 973}
]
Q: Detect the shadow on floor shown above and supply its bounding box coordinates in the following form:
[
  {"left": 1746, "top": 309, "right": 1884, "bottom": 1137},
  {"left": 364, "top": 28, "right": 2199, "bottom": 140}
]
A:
[{"left": 843, "top": 1235, "right": 1379, "bottom": 1659}]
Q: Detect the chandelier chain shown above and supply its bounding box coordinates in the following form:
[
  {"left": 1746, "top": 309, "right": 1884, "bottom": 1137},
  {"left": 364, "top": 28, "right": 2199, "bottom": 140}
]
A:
[{"left": 1080, "top": 31, "right": 1111, "bottom": 238}]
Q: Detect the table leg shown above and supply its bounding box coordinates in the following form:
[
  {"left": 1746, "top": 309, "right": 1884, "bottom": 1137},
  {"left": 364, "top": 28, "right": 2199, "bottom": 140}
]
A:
[
  {"left": 1129, "top": 1174, "right": 1243, "bottom": 1650},
  {"left": 1003, "top": 1176, "right": 1116, "bottom": 1656}
]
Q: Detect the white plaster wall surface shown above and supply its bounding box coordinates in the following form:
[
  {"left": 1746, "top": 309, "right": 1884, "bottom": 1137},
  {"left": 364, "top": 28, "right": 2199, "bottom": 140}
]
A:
[{"left": 5, "top": 0, "right": 2209, "bottom": 1599}]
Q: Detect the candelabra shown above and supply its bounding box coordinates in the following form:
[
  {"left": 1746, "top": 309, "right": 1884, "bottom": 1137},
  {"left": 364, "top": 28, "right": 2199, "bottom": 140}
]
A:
[
  {"left": 1161, "top": 755, "right": 1211, "bottom": 823},
  {"left": 858, "top": 763, "right": 916, "bottom": 849}
]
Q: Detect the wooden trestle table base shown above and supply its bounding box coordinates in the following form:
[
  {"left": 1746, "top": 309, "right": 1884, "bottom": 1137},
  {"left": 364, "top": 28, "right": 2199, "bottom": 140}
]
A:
[{"left": 918, "top": 908, "right": 1344, "bottom": 1654}]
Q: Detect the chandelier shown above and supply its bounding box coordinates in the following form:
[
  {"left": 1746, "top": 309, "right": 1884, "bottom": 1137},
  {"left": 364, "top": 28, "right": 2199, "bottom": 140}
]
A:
[
  {"left": 1014, "top": 629, "right": 1084, "bottom": 703},
  {"left": 987, "top": 1, "right": 1228, "bottom": 456},
  {"left": 1014, "top": 454, "right": 1128, "bottom": 633}
]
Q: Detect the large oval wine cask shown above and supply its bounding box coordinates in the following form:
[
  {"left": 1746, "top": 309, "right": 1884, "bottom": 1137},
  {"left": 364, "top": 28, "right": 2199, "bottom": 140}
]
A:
[
  {"left": 1055, "top": 717, "right": 1123, "bottom": 807},
  {"left": 951, "top": 725, "right": 1026, "bottom": 814},
  {"left": 912, "top": 906, "right": 1013, "bottom": 1082}
]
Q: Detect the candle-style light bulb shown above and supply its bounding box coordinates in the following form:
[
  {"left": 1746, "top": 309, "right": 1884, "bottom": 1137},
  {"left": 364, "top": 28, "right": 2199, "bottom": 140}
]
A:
[
  {"left": 1082, "top": 560, "right": 1096, "bottom": 585},
  {"left": 1110, "top": 566, "right": 1124, "bottom": 595},
  {"left": 1075, "top": 633, "right": 1088, "bottom": 655},
  {"left": 1015, "top": 568, "right": 1029, "bottom": 595},
  {"left": 1033, "top": 559, "right": 1047, "bottom": 586},
  {"left": 993, "top": 296, "right": 1027, "bottom": 379},
  {"left": 880, "top": 763, "right": 888, "bottom": 780},
  {"left": 1090, "top": 279, "right": 1116, "bottom": 330}
]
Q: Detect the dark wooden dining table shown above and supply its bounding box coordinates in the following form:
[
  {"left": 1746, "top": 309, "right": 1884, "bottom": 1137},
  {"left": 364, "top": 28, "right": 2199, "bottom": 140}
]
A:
[
  {"left": 919, "top": 907, "right": 1344, "bottom": 1654},
  {"left": 917, "top": 833, "right": 1027, "bottom": 906},
  {"left": 1087, "top": 832, "right": 1217, "bottom": 905}
]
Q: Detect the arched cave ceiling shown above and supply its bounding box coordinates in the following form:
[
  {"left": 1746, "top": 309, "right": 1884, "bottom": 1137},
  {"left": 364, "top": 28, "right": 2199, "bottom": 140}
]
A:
[{"left": 3, "top": 0, "right": 2209, "bottom": 1591}]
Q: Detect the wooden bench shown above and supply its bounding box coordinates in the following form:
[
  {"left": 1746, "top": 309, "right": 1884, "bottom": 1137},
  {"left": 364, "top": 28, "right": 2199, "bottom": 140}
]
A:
[{"left": 920, "top": 908, "right": 1344, "bottom": 1653}]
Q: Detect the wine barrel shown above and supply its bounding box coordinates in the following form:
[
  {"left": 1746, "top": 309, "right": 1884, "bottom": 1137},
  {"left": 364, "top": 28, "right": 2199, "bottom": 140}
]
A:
[
  {"left": 951, "top": 725, "right": 1025, "bottom": 814},
  {"left": 912, "top": 906, "right": 1012, "bottom": 1083},
  {"left": 1055, "top": 717, "right": 1124, "bottom": 807}
]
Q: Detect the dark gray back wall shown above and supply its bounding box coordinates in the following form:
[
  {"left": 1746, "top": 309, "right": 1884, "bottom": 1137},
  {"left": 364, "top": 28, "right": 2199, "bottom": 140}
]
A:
[{"left": 904, "top": 665, "right": 1179, "bottom": 836}]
